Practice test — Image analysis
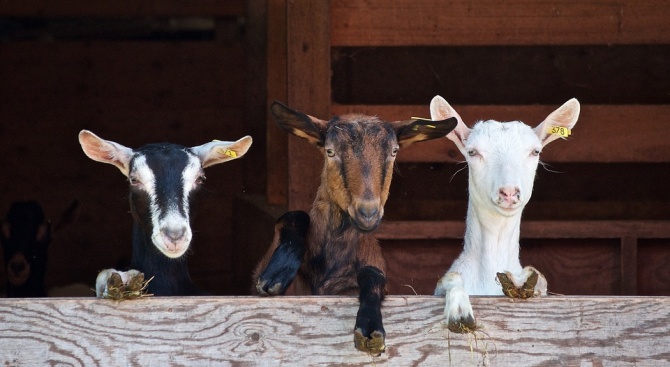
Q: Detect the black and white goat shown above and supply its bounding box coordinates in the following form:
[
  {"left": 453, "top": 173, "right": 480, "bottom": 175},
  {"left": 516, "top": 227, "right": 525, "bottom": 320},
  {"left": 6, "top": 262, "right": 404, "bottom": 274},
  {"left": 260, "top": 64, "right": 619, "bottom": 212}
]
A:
[{"left": 79, "top": 130, "right": 252, "bottom": 296}]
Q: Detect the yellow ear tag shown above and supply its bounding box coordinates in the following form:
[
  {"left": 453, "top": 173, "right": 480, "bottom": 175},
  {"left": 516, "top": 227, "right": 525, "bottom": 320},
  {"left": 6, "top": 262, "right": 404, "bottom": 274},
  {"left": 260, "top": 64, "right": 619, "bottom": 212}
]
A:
[
  {"left": 411, "top": 116, "right": 433, "bottom": 121},
  {"left": 215, "top": 147, "right": 237, "bottom": 158},
  {"left": 547, "top": 126, "right": 571, "bottom": 138},
  {"left": 222, "top": 149, "right": 237, "bottom": 158}
]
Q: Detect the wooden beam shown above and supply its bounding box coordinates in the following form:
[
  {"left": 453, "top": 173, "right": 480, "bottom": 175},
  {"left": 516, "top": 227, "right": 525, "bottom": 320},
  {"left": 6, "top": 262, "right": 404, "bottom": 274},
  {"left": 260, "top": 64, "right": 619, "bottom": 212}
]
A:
[
  {"left": 1, "top": 296, "right": 668, "bottom": 365},
  {"left": 286, "top": 1, "right": 331, "bottom": 211},
  {"left": 265, "top": 0, "right": 289, "bottom": 205},
  {"left": 621, "top": 236, "right": 639, "bottom": 295},
  {"left": 331, "top": 0, "right": 670, "bottom": 46},
  {"left": 0, "top": 1, "right": 246, "bottom": 17},
  {"left": 375, "top": 220, "right": 670, "bottom": 240},
  {"left": 332, "top": 104, "right": 670, "bottom": 163}
]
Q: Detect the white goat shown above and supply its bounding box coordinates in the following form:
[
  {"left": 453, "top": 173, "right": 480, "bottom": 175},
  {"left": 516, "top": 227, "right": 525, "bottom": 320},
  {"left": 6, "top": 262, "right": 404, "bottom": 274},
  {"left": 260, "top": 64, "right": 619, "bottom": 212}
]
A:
[{"left": 431, "top": 95, "right": 580, "bottom": 332}]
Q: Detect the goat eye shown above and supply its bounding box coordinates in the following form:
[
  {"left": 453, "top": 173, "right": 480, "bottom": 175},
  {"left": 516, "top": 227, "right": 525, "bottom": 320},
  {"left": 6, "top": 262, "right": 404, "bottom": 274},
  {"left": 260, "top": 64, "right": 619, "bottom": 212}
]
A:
[
  {"left": 531, "top": 148, "right": 541, "bottom": 156},
  {"left": 391, "top": 147, "right": 399, "bottom": 157},
  {"left": 195, "top": 174, "right": 206, "bottom": 185},
  {"left": 467, "top": 149, "right": 478, "bottom": 157},
  {"left": 326, "top": 148, "right": 335, "bottom": 157},
  {"left": 129, "top": 177, "right": 141, "bottom": 186}
]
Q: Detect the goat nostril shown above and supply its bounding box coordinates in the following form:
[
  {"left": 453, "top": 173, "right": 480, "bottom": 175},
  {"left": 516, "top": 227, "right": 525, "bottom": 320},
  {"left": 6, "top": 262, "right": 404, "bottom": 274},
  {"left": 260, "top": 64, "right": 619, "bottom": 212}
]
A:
[
  {"left": 358, "top": 206, "right": 379, "bottom": 220},
  {"left": 10, "top": 262, "right": 25, "bottom": 274},
  {"left": 163, "top": 228, "right": 186, "bottom": 243}
]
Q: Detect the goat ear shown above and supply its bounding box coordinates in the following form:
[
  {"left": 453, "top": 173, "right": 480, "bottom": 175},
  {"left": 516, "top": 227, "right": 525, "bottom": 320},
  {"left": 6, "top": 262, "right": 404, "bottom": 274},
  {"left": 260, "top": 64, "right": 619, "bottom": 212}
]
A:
[
  {"left": 191, "top": 135, "right": 253, "bottom": 168},
  {"left": 392, "top": 117, "right": 457, "bottom": 147},
  {"left": 430, "top": 95, "right": 471, "bottom": 155},
  {"left": 52, "top": 200, "right": 80, "bottom": 234},
  {"left": 79, "top": 130, "right": 134, "bottom": 176},
  {"left": 533, "top": 98, "right": 580, "bottom": 147},
  {"left": 1, "top": 221, "right": 9, "bottom": 240},
  {"left": 270, "top": 101, "right": 327, "bottom": 146}
]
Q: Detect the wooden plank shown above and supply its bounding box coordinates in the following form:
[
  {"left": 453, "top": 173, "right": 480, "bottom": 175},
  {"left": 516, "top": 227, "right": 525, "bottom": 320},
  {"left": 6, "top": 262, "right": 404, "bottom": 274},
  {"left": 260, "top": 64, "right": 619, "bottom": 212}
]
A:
[
  {"left": 621, "top": 237, "right": 639, "bottom": 295},
  {"left": 265, "top": 0, "right": 289, "bottom": 205},
  {"left": 286, "top": 1, "right": 331, "bottom": 211},
  {"left": 0, "top": 296, "right": 668, "bottom": 366},
  {"left": 332, "top": 104, "right": 670, "bottom": 163},
  {"left": 0, "top": 0, "right": 245, "bottom": 17},
  {"left": 376, "top": 220, "right": 670, "bottom": 240},
  {"left": 331, "top": 0, "right": 670, "bottom": 46}
]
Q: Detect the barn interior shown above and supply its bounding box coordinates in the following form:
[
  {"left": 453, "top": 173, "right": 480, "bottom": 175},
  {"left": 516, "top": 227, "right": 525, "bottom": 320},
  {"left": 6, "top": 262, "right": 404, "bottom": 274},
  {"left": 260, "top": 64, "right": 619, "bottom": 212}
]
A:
[{"left": 0, "top": 1, "right": 668, "bottom": 297}]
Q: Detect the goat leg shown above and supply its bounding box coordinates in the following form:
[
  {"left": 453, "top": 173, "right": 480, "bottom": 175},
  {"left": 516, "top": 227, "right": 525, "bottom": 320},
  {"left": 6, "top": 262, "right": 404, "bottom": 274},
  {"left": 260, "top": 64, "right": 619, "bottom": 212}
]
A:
[
  {"left": 354, "top": 265, "right": 386, "bottom": 355},
  {"left": 255, "top": 211, "right": 309, "bottom": 296}
]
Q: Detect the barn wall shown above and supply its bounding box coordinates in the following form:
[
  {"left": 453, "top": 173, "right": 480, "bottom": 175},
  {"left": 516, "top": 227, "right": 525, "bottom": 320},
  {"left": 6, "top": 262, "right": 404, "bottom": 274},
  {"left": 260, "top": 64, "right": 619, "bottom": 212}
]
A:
[{"left": 0, "top": 2, "right": 261, "bottom": 295}]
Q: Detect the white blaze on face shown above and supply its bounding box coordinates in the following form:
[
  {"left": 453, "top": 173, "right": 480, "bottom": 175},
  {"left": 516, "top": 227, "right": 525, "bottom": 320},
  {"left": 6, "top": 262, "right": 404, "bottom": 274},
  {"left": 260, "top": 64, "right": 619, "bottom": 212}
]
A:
[
  {"left": 465, "top": 121, "right": 543, "bottom": 216},
  {"left": 132, "top": 154, "right": 202, "bottom": 259}
]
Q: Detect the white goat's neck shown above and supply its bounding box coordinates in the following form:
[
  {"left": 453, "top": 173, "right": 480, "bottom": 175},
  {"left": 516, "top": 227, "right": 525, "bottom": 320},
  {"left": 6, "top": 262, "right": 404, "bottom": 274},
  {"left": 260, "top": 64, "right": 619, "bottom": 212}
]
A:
[{"left": 457, "top": 189, "right": 525, "bottom": 295}]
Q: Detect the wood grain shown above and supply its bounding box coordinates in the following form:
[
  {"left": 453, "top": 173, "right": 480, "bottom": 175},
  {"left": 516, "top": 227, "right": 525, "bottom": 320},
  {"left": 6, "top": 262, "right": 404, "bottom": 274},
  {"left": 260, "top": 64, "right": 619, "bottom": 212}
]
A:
[
  {"left": 0, "top": 296, "right": 668, "bottom": 366},
  {"left": 332, "top": 104, "right": 670, "bottom": 163},
  {"left": 285, "top": 1, "right": 330, "bottom": 212},
  {"left": 331, "top": 0, "right": 670, "bottom": 46}
]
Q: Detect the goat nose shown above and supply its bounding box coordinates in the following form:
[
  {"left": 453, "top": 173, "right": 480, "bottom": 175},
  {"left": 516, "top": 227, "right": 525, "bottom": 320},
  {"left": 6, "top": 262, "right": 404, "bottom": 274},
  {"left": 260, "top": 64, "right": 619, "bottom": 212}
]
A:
[
  {"left": 498, "top": 186, "right": 520, "bottom": 204},
  {"left": 162, "top": 227, "right": 186, "bottom": 244},
  {"left": 358, "top": 205, "right": 379, "bottom": 221},
  {"left": 10, "top": 261, "right": 26, "bottom": 274}
]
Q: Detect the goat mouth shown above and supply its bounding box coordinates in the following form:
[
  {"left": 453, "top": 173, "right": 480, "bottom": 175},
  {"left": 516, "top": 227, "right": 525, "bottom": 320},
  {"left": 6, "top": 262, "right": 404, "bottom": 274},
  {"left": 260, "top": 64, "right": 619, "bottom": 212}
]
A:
[
  {"left": 352, "top": 218, "right": 381, "bottom": 233},
  {"left": 495, "top": 204, "right": 522, "bottom": 216}
]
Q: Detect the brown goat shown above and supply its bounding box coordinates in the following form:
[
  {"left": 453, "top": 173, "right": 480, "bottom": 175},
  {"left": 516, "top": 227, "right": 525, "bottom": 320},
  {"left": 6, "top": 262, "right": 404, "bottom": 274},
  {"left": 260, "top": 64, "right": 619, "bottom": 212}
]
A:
[{"left": 254, "top": 101, "right": 457, "bottom": 355}]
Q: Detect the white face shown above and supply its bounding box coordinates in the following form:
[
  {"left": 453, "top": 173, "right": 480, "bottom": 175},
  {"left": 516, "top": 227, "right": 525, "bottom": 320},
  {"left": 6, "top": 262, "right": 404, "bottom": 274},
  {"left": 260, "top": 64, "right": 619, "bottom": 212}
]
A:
[
  {"left": 464, "top": 120, "right": 543, "bottom": 217},
  {"left": 129, "top": 154, "right": 204, "bottom": 258}
]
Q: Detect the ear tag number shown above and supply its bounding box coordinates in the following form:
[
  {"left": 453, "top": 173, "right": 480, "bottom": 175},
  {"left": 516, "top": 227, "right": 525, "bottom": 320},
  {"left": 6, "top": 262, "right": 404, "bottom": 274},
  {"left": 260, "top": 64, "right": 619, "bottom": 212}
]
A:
[
  {"left": 219, "top": 149, "right": 237, "bottom": 158},
  {"left": 547, "top": 126, "right": 571, "bottom": 138}
]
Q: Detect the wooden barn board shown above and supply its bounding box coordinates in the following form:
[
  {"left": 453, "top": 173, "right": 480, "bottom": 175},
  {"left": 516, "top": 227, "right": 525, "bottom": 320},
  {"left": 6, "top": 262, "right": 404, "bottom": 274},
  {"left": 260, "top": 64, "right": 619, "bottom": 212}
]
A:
[
  {"left": 285, "top": 1, "right": 331, "bottom": 211},
  {"left": 332, "top": 104, "right": 670, "bottom": 163},
  {"left": 0, "top": 0, "right": 245, "bottom": 17},
  {"left": 0, "top": 296, "right": 668, "bottom": 366},
  {"left": 331, "top": 0, "right": 670, "bottom": 46}
]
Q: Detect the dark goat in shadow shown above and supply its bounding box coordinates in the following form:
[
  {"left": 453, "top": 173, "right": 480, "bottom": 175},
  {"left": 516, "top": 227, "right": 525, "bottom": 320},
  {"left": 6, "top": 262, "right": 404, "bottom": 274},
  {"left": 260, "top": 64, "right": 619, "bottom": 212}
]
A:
[{"left": 1, "top": 200, "right": 79, "bottom": 297}]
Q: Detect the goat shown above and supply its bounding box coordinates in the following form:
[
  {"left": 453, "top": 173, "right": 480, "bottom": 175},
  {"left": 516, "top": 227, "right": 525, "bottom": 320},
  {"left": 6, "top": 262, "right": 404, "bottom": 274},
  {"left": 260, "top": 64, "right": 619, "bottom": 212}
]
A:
[
  {"left": 1, "top": 200, "right": 79, "bottom": 297},
  {"left": 78, "top": 130, "right": 252, "bottom": 296},
  {"left": 431, "top": 95, "right": 580, "bottom": 332},
  {"left": 253, "top": 101, "right": 457, "bottom": 354}
]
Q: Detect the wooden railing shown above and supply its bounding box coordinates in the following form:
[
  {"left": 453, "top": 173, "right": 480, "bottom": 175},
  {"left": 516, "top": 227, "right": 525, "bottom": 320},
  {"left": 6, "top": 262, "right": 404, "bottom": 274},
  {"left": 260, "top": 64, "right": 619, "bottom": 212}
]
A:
[{"left": 1, "top": 296, "right": 668, "bottom": 366}]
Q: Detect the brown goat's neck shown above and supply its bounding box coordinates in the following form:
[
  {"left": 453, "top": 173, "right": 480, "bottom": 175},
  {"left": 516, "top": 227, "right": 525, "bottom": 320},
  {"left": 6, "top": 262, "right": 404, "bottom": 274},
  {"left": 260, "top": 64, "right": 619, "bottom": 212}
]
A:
[{"left": 304, "top": 192, "right": 376, "bottom": 295}]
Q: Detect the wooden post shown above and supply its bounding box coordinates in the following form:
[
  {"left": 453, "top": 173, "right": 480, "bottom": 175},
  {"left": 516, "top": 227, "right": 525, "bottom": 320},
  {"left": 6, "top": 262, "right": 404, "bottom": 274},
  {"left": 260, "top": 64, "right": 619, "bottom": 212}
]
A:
[
  {"left": 285, "top": 1, "right": 331, "bottom": 211},
  {"left": 621, "top": 236, "right": 638, "bottom": 295}
]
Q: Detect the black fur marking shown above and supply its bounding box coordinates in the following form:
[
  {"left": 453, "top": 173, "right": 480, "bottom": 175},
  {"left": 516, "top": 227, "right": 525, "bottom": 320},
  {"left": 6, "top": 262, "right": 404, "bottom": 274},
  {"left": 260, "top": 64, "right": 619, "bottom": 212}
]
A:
[
  {"left": 258, "top": 211, "right": 310, "bottom": 295},
  {"left": 126, "top": 143, "right": 204, "bottom": 296},
  {"left": 355, "top": 266, "right": 386, "bottom": 339}
]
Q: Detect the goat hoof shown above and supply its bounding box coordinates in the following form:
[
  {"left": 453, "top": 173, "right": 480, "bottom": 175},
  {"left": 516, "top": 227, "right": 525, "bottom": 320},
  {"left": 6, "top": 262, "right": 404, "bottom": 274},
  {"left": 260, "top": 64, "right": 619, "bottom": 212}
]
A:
[
  {"left": 354, "top": 328, "right": 385, "bottom": 356},
  {"left": 255, "top": 280, "right": 283, "bottom": 296},
  {"left": 447, "top": 314, "right": 477, "bottom": 333},
  {"left": 497, "top": 270, "right": 538, "bottom": 299}
]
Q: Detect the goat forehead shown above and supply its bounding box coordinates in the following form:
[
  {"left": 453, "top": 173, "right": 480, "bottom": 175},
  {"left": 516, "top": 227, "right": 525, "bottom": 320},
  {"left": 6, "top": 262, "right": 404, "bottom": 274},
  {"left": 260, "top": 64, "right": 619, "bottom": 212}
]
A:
[
  {"left": 131, "top": 144, "right": 192, "bottom": 184},
  {"left": 469, "top": 120, "right": 539, "bottom": 149},
  {"left": 3, "top": 202, "right": 46, "bottom": 241},
  {"left": 327, "top": 116, "right": 395, "bottom": 151}
]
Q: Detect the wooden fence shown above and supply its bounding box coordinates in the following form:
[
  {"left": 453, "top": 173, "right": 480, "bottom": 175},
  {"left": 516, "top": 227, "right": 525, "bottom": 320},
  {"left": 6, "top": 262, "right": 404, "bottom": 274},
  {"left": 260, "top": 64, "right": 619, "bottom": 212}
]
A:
[{"left": 1, "top": 296, "right": 668, "bottom": 366}]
